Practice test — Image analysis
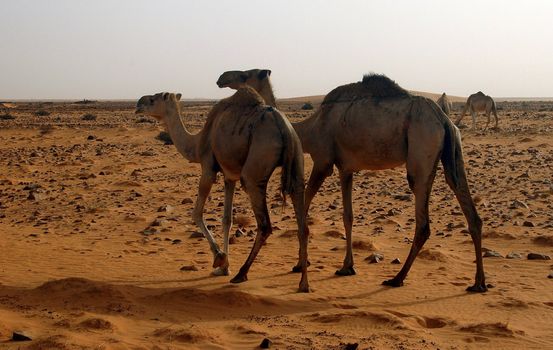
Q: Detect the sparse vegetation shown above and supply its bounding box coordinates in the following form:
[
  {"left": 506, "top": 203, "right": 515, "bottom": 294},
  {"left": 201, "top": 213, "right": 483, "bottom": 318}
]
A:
[
  {"left": 156, "top": 131, "right": 173, "bottom": 145},
  {"left": 81, "top": 113, "right": 97, "bottom": 121},
  {"left": 301, "top": 102, "right": 314, "bottom": 110},
  {"left": 35, "top": 109, "right": 51, "bottom": 116},
  {"left": 75, "top": 99, "right": 97, "bottom": 104},
  {"left": 0, "top": 113, "right": 15, "bottom": 120}
]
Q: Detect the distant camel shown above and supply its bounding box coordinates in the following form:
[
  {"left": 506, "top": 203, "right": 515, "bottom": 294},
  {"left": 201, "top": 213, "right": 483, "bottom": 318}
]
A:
[
  {"left": 437, "top": 93, "right": 452, "bottom": 116},
  {"left": 217, "top": 69, "right": 486, "bottom": 292},
  {"left": 135, "top": 90, "right": 309, "bottom": 292},
  {"left": 456, "top": 91, "right": 498, "bottom": 130}
]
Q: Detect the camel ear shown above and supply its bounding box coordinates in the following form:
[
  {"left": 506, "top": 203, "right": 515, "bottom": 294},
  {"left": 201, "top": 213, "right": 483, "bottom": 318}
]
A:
[
  {"left": 162, "top": 92, "right": 170, "bottom": 101},
  {"left": 258, "top": 69, "right": 271, "bottom": 79},
  {"left": 175, "top": 93, "right": 182, "bottom": 101}
]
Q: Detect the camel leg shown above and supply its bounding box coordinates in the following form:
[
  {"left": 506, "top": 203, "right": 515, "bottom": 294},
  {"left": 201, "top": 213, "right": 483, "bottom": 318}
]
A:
[
  {"left": 493, "top": 109, "right": 499, "bottom": 129},
  {"left": 290, "top": 184, "right": 310, "bottom": 292},
  {"left": 192, "top": 170, "right": 227, "bottom": 273},
  {"left": 484, "top": 110, "right": 491, "bottom": 130},
  {"left": 383, "top": 158, "right": 438, "bottom": 287},
  {"left": 335, "top": 171, "right": 356, "bottom": 276},
  {"left": 212, "top": 180, "right": 235, "bottom": 276},
  {"left": 292, "top": 162, "right": 332, "bottom": 272},
  {"left": 470, "top": 109, "right": 478, "bottom": 130},
  {"left": 444, "top": 165, "right": 486, "bottom": 292},
  {"left": 230, "top": 180, "right": 271, "bottom": 283}
]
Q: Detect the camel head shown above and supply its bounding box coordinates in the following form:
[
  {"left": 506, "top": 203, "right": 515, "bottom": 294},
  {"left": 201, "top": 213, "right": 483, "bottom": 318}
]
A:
[
  {"left": 216, "top": 69, "right": 271, "bottom": 91},
  {"left": 135, "top": 92, "right": 182, "bottom": 121}
]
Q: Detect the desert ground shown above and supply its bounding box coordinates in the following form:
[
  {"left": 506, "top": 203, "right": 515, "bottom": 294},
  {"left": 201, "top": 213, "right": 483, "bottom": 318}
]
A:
[{"left": 0, "top": 97, "right": 552, "bottom": 349}]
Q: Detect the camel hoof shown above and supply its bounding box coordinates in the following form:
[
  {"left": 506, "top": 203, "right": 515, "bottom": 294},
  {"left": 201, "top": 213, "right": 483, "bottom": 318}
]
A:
[
  {"left": 211, "top": 266, "right": 230, "bottom": 276},
  {"left": 298, "top": 284, "right": 310, "bottom": 293},
  {"left": 230, "top": 274, "right": 248, "bottom": 284},
  {"left": 291, "top": 260, "right": 311, "bottom": 273},
  {"left": 335, "top": 267, "right": 356, "bottom": 276},
  {"left": 212, "top": 252, "right": 228, "bottom": 269},
  {"left": 382, "top": 278, "right": 403, "bottom": 287},
  {"left": 466, "top": 284, "right": 487, "bottom": 293}
]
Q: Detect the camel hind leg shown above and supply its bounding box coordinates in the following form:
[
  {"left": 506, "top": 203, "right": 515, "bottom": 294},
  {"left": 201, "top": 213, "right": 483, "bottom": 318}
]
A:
[
  {"left": 443, "top": 157, "right": 486, "bottom": 292},
  {"left": 383, "top": 121, "right": 441, "bottom": 287},
  {"left": 212, "top": 179, "right": 236, "bottom": 276},
  {"left": 335, "top": 171, "right": 356, "bottom": 276},
  {"left": 290, "top": 180, "right": 310, "bottom": 292}
]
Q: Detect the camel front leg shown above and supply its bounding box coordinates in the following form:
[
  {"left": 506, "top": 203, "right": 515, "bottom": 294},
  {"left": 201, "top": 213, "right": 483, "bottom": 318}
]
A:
[
  {"left": 212, "top": 179, "right": 235, "bottom": 276},
  {"left": 484, "top": 111, "right": 491, "bottom": 131},
  {"left": 470, "top": 109, "right": 478, "bottom": 130},
  {"left": 192, "top": 171, "right": 227, "bottom": 274},
  {"left": 335, "top": 171, "right": 356, "bottom": 276}
]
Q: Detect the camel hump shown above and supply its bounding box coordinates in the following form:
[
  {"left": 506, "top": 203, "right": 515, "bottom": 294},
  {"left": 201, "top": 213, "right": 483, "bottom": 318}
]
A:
[
  {"left": 323, "top": 73, "right": 409, "bottom": 104},
  {"left": 224, "top": 86, "right": 265, "bottom": 107}
]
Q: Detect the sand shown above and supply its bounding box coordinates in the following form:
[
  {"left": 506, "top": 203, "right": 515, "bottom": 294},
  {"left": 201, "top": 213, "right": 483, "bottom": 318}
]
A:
[{"left": 0, "top": 99, "right": 552, "bottom": 349}]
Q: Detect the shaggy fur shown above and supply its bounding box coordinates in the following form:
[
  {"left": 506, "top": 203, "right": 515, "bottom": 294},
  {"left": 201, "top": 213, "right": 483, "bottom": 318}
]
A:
[{"left": 322, "top": 74, "right": 410, "bottom": 105}]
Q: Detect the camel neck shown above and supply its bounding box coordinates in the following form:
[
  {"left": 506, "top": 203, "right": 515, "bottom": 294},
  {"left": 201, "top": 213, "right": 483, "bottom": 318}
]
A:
[
  {"left": 163, "top": 102, "right": 201, "bottom": 163},
  {"left": 258, "top": 81, "right": 277, "bottom": 108}
]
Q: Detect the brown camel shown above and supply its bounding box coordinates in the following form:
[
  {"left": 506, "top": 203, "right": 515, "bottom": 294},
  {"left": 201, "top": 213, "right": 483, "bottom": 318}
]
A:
[
  {"left": 437, "top": 92, "right": 452, "bottom": 116},
  {"left": 217, "top": 69, "right": 486, "bottom": 292},
  {"left": 456, "top": 91, "right": 498, "bottom": 130},
  {"left": 135, "top": 90, "right": 309, "bottom": 292}
]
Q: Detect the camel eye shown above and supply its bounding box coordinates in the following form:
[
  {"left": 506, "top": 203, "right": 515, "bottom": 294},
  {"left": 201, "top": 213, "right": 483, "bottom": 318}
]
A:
[{"left": 149, "top": 98, "right": 154, "bottom": 104}]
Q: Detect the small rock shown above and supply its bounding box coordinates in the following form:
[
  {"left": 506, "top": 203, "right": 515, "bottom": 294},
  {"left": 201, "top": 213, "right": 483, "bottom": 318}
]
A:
[
  {"left": 180, "top": 265, "right": 198, "bottom": 271},
  {"left": 393, "top": 194, "right": 412, "bottom": 201},
  {"left": 189, "top": 231, "right": 204, "bottom": 238},
  {"left": 12, "top": 331, "right": 32, "bottom": 341},
  {"left": 365, "top": 253, "right": 384, "bottom": 263},
  {"left": 522, "top": 221, "right": 535, "bottom": 227},
  {"left": 172, "top": 239, "right": 182, "bottom": 245},
  {"left": 527, "top": 253, "right": 551, "bottom": 260},
  {"left": 483, "top": 250, "right": 503, "bottom": 258},
  {"left": 506, "top": 252, "right": 522, "bottom": 259},
  {"left": 158, "top": 205, "right": 174, "bottom": 213},
  {"left": 235, "top": 228, "right": 244, "bottom": 237},
  {"left": 259, "top": 338, "right": 272, "bottom": 349},
  {"left": 87, "top": 135, "right": 96, "bottom": 140},
  {"left": 27, "top": 191, "right": 42, "bottom": 201},
  {"left": 548, "top": 272, "right": 553, "bottom": 279},
  {"left": 181, "top": 198, "right": 194, "bottom": 204},
  {"left": 142, "top": 228, "right": 158, "bottom": 235},
  {"left": 391, "top": 258, "right": 401, "bottom": 264},
  {"left": 23, "top": 183, "right": 41, "bottom": 191},
  {"left": 509, "top": 199, "right": 528, "bottom": 209},
  {"left": 151, "top": 218, "right": 167, "bottom": 227},
  {"left": 229, "top": 235, "right": 237, "bottom": 245},
  {"left": 344, "top": 343, "right": 359, "bottom": 350}
]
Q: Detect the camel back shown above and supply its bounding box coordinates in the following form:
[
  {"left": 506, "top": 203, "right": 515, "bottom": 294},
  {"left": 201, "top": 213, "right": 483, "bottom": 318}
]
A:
[
  {"left": 199, "top": 87, "right": 266, "bottom": 155},
  {"left": 322, "top": 74, "right": 410, "bottom": 105}
]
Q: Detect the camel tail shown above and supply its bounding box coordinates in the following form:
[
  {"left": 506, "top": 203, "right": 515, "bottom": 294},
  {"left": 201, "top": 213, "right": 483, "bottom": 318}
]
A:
[
  {"left": 441, "top": 118, "right": 464, "bottom": 189},
  {"left": 271, "top": 109, "right": 304, "bottom": 204},
  {"left": 491, "top": 100, "right": 498, "bottom": 118}
]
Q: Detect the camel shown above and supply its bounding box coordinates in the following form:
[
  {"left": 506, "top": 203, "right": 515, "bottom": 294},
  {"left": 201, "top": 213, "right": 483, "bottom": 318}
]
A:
[
  {"left": 217, "top": 69, "right": 486, "bottom": 292},
  {"left": 437, "top": 93, "right": 452, "bottom": 116},
  {"left": 455, "top": 91, "right": 498, "bottom": 130},
  {"left": 135, "top": 89, "right": 310, "bottom": 292}
]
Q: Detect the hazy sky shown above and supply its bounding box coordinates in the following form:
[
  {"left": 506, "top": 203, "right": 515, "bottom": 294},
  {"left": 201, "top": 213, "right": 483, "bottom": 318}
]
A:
[{"left": 1, "top": 0, "right": 552, "bottom": 99}]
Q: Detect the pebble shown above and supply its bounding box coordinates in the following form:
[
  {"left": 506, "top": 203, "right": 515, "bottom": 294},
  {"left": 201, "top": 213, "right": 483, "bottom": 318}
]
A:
[
  {"left": 391, "top": 258, "right": 401, "bottom": 264},
  {"left": 180, "top": 265, "right": 198, "bottom": 271},
  {"left": 259, "top": 338, "right": 272, "bottom": 348},
  {"left": 344, "top": 343, "right": 359, "bottom": 350},
  {"left": 12, "top": 331, "right": 32, "bottom": 341},
  {"left": 522, "top": 221, "right": 535, "bottom": 227},
  {"left": 483, "top": 250, "right": 503, "bottom": 258},
  {"left": 158, "top": 205, "right": 174, "bottom": 213},
  {"left": 506, "top": 252, "right": 522, "bottom": 259},
  {"left": 548, "top": 272, "right": 553, "bottom": 279},
  {"left": 181, "top": 198, "right": 194, "bottom": 204},
  {"left": 189, "top": 231, "right": 204, "bottom": 238},
  {"left": 365, "top": 253, "right": 384, "bottom": 263},
  {"left": 509, "top": 199, "right": 529, "bottom": 209},
  {"left": 527, "top": 253, "right": 551, "bottom": 260}
]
